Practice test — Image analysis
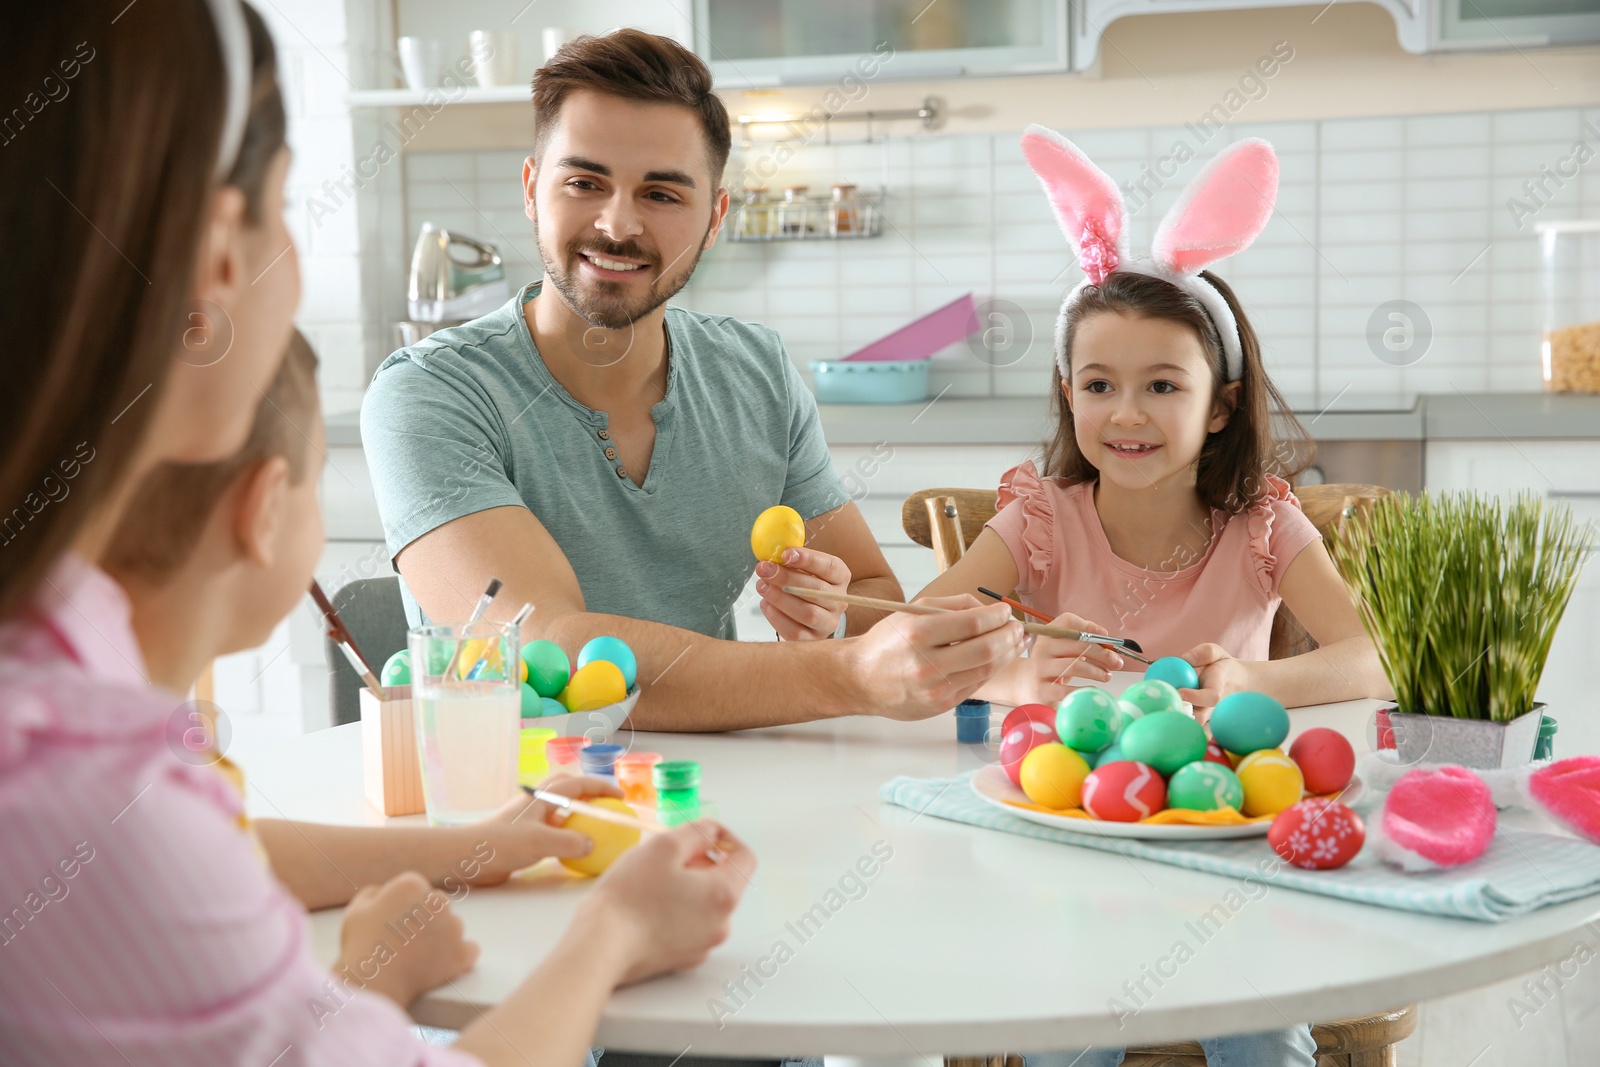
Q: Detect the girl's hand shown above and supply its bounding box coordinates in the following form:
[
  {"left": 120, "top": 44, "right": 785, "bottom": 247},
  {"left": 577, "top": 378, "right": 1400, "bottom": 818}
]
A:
[
  {"left": 576, "top": 820, "right": 755, "bottom": 987},
  {"left": 851, "top": 596, "right": 1025, "bottom": 720},
  {"left": 1021, "top": 612, "right": 1126, "bottom": 704},
  {"left": 464, "top": 776, "right": 624, "bottom": 884},
  {"left": 755, "top": 547, "right": 850, "bottom": 640},
  {"left": 338, "top": 872, "right": 478, "bottom": 1008},
  {"left": 1176, "top": 643, "right": 1254, "bottom": 710}
]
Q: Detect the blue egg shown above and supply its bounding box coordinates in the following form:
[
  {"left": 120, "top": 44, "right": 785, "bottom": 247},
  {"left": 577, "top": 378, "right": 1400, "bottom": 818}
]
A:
[
  {"left": 1209, "top": 691, "right": 1290, "bottom": 756},
  {"left": 1145, "top": 656, "right": 1200, "bottom": 691},
  {"left": 577, "top": 636, "right": 637, "bottom": 691},
  {"left": 539, "top": 697, "right": 568, "bottom": 717},
  {"left": 1093, "top": 741, "right": 1127, "bottom": 768}
]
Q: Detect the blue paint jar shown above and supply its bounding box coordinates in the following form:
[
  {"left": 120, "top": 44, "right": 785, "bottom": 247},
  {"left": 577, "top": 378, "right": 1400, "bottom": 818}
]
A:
[
  {"left": 955, "top": 699, "right": 991, "bottom": 744},
  {"left": 578, "top": 742, "right": 624, "bottom": 778}
]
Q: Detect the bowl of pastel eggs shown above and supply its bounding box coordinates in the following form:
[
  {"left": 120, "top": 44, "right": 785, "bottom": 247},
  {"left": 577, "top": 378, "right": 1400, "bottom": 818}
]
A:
[
  {"left": 971, "top": 656, "right": 1365, "bottom": 863},
  {"left": 382, "top": 635, "right": 641, "bottom": 740}
]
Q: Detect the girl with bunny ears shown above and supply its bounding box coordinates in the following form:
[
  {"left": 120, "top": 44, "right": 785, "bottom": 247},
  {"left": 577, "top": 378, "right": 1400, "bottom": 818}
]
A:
[{"left": 921, "top": 126, "right": 1393, "bottom": 725}]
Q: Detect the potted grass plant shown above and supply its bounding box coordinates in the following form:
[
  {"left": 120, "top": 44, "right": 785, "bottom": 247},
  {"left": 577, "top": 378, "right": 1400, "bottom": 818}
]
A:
[{"left": 1328, "top": 492, "right": 1594, "bottom": 769}]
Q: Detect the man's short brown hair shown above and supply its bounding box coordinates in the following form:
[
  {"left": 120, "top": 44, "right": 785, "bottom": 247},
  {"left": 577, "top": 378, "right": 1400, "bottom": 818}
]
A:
[
  {"left": 105, "top": 329, "right": 320, "bottom": 582},
  {"left": 532, "top": 29, "right": 731, "bottom": 185}
]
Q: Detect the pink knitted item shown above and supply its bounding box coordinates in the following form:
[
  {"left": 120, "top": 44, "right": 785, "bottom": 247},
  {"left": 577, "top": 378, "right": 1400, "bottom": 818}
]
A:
[
  {"left": 1526, "top": 755, "right": 1600, "bottom": 844},
  {"left": 1374, "top": 766, "right": 1497, "bottom": 872}
]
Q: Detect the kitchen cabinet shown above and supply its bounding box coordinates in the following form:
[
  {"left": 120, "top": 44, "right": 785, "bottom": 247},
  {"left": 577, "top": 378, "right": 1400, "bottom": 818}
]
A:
[
  {"left": 691, "top": 0, "right": 1069, "bottom": 86},
  {"left": 1431, "top": 0, "right": 1600, "bottom": 50}
]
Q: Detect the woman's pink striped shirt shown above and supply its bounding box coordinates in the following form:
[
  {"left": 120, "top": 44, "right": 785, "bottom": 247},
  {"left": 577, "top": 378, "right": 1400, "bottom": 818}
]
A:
[{"left": 0, "top": 554, "right": 479, "bottom": 1066}]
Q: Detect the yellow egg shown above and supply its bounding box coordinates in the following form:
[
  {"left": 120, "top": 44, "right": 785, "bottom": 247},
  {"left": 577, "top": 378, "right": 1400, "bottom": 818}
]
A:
[
  {"left": 1235, "top": 748, "right": 1304, "bottom": 817},
  {"left": 560, "top": 660, "right": 628, "bottom": 712},
  {"left": 751, "top": 505, "right": 806, "bottom": 564},
  {"left": 559, "top": 797, "right": 642, "bottom": 877},
  {"left": 454, "top": 638, "right": 503, "bottom": 678},
  {"left": 520, "top": 658, "right": 529, "bottom": 684},
  {"left": 1019, "top": 742, "right": 1092, "bottom": 810}
]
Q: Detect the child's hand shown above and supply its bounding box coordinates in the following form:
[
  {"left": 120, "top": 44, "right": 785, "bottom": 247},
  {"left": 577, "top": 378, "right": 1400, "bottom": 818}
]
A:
[
  {"left": 464, "top": 776, "right": 625, "bottom": 884},
  {"left": 338, "top": 871, "right": 478, "bottom": 1008},
  {"left": 754, "top": 547, "right": 850, "bottom": 640},
  {"left": 1176, "top": 643, "right": 1253, "bottom": 709},
  {"left": 1022, "top": 612, "right": 1126, "bottom": 703},
  {"left": 573, "top": 819, "right": 754, "bottom": 987}
]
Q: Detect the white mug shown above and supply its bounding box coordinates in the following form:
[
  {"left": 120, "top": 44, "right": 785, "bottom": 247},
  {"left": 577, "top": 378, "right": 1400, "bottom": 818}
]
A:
[
  {"left": 542, "top": 27, "right": 569, "bottom": 63},
  {"left": 469, "top": 30, "right": 519, "bottom": 88},
  {"left": 397, "top": 36, "right": 444, "bottom": 92}
]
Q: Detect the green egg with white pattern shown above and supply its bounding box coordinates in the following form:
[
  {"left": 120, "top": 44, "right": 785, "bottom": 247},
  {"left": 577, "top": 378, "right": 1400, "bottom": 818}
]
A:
[
  {"left": 1120, "top": 678, "right": 1185, "bottom": 718},
  {"left": 1166, "top": 760, "right": 1245, "bottom": 812},
  {"left": 1055, "top": 687, "right": 1122, "bottom": 754}
]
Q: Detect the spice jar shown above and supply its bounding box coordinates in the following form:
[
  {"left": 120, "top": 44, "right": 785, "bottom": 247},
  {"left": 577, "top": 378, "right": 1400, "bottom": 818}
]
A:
[
  {"left": 736, "top": 185, "right": 771, "bottom": 240},
  {"left": 778, "top": 185, "right": 810, "bottom": 236},
  {"left": 829, "top": 183, "right": 860, "bottom": 237}
]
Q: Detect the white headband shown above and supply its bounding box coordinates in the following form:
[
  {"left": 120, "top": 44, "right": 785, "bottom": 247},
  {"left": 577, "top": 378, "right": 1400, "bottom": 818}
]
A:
[
  {"left": 1059, "top": 260, "right": 1246, "bottom": 382},
  {"left": 205, "top": 0, "right": 253, "bottom": 179},
  {"left": 1020, "top": 125, "right": 1280, "bottom": 384}
]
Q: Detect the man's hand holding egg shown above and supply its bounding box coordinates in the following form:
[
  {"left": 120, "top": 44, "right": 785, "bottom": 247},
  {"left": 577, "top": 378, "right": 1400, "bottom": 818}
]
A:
[{"left": 750, "top": 505, "right": 851, "bottom": 641}]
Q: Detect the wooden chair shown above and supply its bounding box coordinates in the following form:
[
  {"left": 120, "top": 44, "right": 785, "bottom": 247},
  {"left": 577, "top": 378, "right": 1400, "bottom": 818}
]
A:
[
  {"left": 943, "top": 1003, "right": 1419, "bottom": 1065},
  {"left": 902, "top": 482, "right": 1392, "bottom": 661},
  {"left": 906, "top": 482, "right": 1414, "bottom": 1066}
]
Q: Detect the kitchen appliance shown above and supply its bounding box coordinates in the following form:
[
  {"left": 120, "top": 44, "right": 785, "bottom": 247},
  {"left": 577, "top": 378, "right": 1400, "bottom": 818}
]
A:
[{"left": 406, "top": 222, "right": 509, "bottom": 323}]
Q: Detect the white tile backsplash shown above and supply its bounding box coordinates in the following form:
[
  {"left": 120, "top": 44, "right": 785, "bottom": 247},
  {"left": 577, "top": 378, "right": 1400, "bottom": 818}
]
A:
[{"left": 392, "top": 105, "right": 1590, "bottom": 409}]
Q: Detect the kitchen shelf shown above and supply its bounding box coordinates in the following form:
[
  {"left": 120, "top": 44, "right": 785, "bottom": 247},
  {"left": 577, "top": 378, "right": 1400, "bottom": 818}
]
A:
[{"left": 346, "top": 86, "right": 529, "bottom": 108}]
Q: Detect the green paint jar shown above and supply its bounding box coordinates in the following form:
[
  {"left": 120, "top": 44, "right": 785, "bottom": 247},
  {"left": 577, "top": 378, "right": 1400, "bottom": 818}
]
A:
[{"left": 652, "top": 760, "right": 702, "bottom": 826}]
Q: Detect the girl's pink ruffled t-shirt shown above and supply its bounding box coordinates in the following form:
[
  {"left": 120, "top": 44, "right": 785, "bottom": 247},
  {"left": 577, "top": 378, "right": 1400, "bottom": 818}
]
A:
[{"left": 984, "top": 461, "right": 1321, "bottom": 662}]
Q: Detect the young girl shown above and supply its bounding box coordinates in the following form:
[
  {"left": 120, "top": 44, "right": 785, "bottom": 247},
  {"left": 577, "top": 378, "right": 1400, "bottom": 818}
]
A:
[
  {"left": 0, "top": 5, "right": 750, "bottom": 1066},
  {"left": 919, "top": 127, "right": 1393, "bottom": 1067}
]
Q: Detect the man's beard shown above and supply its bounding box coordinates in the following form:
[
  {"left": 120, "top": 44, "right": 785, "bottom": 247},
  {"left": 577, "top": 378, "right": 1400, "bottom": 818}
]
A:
[{"left": 533, "top": 208, "right": 711, "bottom": 332}]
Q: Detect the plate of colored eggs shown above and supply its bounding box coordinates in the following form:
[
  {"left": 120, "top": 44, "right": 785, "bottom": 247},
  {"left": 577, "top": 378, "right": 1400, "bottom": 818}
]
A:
[
  {"left": 382, "top": 634, "right": 642, "bottom": 740},
  {"left": 973, "top": 657, "right": 1362, "bottom": 840}
]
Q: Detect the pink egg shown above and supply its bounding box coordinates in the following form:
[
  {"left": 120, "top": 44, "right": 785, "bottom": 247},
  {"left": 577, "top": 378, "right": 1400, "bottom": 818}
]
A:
[
  {"left": 1269, "top": 798, "right": 1365, "bottom": 870},
  {"left": 1000, "top": 720, "right": 1058, "bottom": 786},
  {"left": 1002, "top": 702, "right": 1059, "bottom": 741},
  {"left": 1288, "top": 728, "right": 1357, "bottom": 796},
  {"left": 1082, "top": 761, "right": 1167, "bottom": 822}
]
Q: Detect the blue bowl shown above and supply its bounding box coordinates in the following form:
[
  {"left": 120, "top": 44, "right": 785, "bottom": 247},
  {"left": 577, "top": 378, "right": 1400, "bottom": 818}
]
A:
[{"left": 810, "top": 359, "right": 932, "bottom": 404}]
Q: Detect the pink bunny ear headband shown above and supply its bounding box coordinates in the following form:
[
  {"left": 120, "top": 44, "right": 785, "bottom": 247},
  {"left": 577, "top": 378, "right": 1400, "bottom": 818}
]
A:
[
  {"left": 1359, "top": 754, "right": 1600, "bottom": 872},
  {"left": 1019, "top": 125, "right": 1280, "bottom": 382}
]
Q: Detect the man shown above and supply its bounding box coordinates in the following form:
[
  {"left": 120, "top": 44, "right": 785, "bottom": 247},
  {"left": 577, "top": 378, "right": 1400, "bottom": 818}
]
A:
[{"left": 362, "top": 29, "right": 1021, "bottom": 730}]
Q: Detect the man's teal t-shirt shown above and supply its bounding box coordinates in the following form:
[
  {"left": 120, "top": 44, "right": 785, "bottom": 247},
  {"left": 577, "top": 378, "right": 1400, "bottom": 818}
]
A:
[{"left": 360, "top": 282, "right": 849, "bottom": 639}]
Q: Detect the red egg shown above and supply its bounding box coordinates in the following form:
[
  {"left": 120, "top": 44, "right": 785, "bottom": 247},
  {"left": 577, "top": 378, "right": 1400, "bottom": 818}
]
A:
[
  {"left": 1000, "top": 720, "right": 1058, "bottom": 786},
  {"left": 1002, "top": 702, "right": 1060, "bottom": 741},
  {"left": 1269, "top": 798, "right": 1365, "bottom": 869},
  {"left": 1081, "top": 761, "right": 1167, "bottom": 822},
  {"left": 1203, "top": 740, "right": 1231, "bottom": 766},
  {"left": 1289, "top": 728, "right": 1357, "bottom": 795}
]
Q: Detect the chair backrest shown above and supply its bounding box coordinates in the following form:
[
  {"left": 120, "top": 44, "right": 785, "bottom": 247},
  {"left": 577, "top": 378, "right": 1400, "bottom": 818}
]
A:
[
  {"left": 900, "top": 482, "right": 1391, "bottom": 660},
  {"left": 324, "top": 576, "right": 409, "bottom": 726}
]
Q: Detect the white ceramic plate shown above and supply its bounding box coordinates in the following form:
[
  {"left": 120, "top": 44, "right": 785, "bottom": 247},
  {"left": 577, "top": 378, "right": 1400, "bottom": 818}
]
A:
[
  {"left": 537, "top": 688, "right": 641, "bottom": 740},
  {"left": 969, "top": 763, "right": 1365, "bottom": 841}
]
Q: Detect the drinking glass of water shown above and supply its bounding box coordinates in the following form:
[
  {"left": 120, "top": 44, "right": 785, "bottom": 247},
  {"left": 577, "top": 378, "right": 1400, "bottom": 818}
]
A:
[{"left": 410, "top": 620, "right": 521, "bottom": 825}]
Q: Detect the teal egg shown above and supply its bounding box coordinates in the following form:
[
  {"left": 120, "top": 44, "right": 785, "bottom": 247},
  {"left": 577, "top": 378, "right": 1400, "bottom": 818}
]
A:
[
  {"left": 1167, "top": 760, "right": 1244, "bottom": 811},
  {"left": 1119, "top": 711, "right": 1208, "bottom": 777},
  {"left": 539, "top": 697, "right": 568, "bottom": 717},
  {"left": 1093, "top": 741, "right": 1127, "bottom": 768},
  {"left": 1209, "top": 691, "right": 1290, "bottom": 756},
  {"left": 1145, "top": 656, "right": 1200, "bottom": 691},
  {"left": 380, "top": 649, "right": 411, "bottom": 687},
  {"left": 519, "top": 681, "right": 541, "bottom": 718},
  {"left": 1055, "top": 687, "right": 1122, "bottom": 753},
  {"left": 577, "top": 635, "right": 637, "bottom": 691},
  {"left": 520, "top": 640, "right": 571, "bottom": 698},
  {"left": 1121, "top": 678, "right": 1185, "bottom": 717}
]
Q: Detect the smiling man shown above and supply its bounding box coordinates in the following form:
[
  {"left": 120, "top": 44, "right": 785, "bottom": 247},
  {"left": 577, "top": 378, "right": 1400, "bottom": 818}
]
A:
[{"left": 361, "top": 30, "right": 1022, "bottom": 731}]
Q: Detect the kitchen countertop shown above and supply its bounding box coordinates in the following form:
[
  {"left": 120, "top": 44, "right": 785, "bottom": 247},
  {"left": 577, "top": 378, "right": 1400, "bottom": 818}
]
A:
[{"left": 325, "top": 392, "right": 1600, "bottom": 450}]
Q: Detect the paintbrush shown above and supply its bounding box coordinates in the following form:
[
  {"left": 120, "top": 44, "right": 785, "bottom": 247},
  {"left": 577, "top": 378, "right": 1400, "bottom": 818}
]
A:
[
  {"left": 308, "top": 580, "right": 386, "bottom": 699},
  {"left": 782, "top": 586, "right": 1152, "bottom": 665},
  {"left": 976, "top": 586, "right": 1147, "bottom": 657},
  {"left": 465, "top": 602, "right": 534, "bottom": 681}
]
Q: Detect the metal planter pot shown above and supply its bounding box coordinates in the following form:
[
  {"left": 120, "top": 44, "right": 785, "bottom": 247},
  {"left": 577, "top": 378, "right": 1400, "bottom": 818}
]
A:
[{"left": 1386, "top": 703, "right": 1546, "bottom": 769}]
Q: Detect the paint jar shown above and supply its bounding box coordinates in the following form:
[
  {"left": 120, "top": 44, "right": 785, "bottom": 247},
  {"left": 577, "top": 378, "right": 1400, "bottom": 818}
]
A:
[
  {"left": 518, "top": 726, "right": 557, "bottom": 785},
  {"left": 616, "top": 751, "right": 663, "bottom": 805},
  {"left": 1536, "top": 714, "right": 1559, "bottom": 761},
  {"left": 578, "top": 742, "right": 624, "bottom": 778},
  {"left": 546, "top": 736, "right": 587, "bottom": 778},
  {"left": 653, "top": 759, "right": 702, "bottom": 826},
  {"left": 956, "top": 699, "right": 991, "bottom": 744}
]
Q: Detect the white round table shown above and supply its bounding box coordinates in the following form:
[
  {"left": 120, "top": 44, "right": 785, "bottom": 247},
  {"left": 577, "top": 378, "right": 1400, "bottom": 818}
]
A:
[{"left": 238, "top": 679, "right": 1600, "bottom": 1057}]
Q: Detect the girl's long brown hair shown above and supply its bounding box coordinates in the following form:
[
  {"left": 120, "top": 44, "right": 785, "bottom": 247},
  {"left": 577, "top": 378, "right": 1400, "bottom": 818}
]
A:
[
  {"left": 0, "top": 0, "right": 284, "bottom": 619},
  {"left": 1043, "top": 270, "right": 1312, "bottom": 513}
]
